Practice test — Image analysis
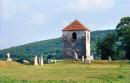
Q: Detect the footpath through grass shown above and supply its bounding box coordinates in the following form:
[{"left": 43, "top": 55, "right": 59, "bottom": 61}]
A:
[{"left": 0, "top": 60, "right": 130, "bottom": 83}]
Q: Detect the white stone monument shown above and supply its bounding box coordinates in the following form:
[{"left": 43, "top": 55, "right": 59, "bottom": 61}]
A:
[
  {"left": 90, "top": 54, "right": 94, "bottom": 61},
  {"left": 6, "top": 53, "right": 12, "bottom": 61},
  {"left": 23, "top": 60, "right": 30, "bottom": 64},
  {"left": 73, "top": 50, "right": 78, "bottom": 60},
  {"left": 40, "top": 56, "right": 43, "bottom": 65},
  {"left": 85, "top": 59, "right": 91, "bottom": 64},
  {"left": 48, "top": 59, "right": 51, "bottom": 63},
  {"left": 108, "top": 56, "right": 112, "bottom": 62},
  {"left": 48, "top": 59, "right": 56, "bottom": 63},
  {"left": 34, "top": 55, "right": 38, "bottom": 65},
  {"left": 82, "top": 56, "right": 84, "bottom": 62}
]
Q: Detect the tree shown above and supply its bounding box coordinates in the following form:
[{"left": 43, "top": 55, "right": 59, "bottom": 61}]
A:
[
  {"left": 96, "top": 33, "right": 117, "bottom": 60},
  {"left": 116, "top": 17, "right": 130, "bottom": 59}
]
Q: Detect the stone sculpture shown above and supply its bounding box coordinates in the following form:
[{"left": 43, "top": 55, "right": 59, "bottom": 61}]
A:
[
  {"left": 6, "top": 53, "right": 12, "bottom": 61},
  {"left": 34, "top": 55, "right": 38, "bottom": 65}
]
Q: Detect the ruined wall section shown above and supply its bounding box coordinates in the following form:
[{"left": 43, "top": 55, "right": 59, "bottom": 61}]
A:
[{"left": 63, "top": 31, "right": 86, "bottom": 59}]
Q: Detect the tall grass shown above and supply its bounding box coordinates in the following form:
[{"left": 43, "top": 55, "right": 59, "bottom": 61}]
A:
[{"left": 0, "top": 60, "right": 130, "bottom": 83}]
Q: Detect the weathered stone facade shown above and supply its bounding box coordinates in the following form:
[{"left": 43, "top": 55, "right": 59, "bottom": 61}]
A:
[{"left": 63, "top": 20, "right": 90, "bottom": 60}]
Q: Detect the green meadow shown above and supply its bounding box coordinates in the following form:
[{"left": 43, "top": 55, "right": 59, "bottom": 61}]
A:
[{"left": 0, "top": 60, "right": 130, "bottom": 83}]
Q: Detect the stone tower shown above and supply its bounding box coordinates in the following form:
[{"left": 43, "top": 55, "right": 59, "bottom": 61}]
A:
[{"left": 62, "top": 20, "right": 90, "bottom": 60}]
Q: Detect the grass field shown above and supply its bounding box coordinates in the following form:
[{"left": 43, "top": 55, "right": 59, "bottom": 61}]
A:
[{"left": 0, "top": 60, "right": 130, "bottom": 83}]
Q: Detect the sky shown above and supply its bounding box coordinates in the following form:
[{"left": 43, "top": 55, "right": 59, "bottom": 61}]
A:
[{"left": 0, "top": 0, "right": 130, "bottom": 49}]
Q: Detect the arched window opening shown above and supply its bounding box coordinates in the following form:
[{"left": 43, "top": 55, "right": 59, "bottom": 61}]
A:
[{"left": 72, "top": 32, "right": 77, "bottom": 40}]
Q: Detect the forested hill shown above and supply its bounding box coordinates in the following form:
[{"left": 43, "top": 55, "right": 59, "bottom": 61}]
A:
[
  {"left": 91, "top": 30, "right": 115, "bottom": 43},
  {"left": 0, "top": 29, "right": 115, "bottom": 61}
]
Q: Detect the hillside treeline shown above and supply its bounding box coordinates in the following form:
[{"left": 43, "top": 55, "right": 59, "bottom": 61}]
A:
[{"left": 0, "top": 30, "right": 114, "bottom": 61}]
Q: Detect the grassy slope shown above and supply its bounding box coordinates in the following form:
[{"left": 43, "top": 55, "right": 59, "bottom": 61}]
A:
[
  {"left": 0, "top": 60, "right": 130, "bottom": 83},
  {"left": 0, "top": 61, "right": 22, "bottom": 68}
]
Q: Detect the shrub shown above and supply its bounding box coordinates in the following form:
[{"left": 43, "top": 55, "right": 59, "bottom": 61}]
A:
[{"left": 118, "top": 75, "right": 124, "bottom": 78}]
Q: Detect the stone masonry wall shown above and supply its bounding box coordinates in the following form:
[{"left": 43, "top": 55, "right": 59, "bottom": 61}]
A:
[{"left": 63, "top": 31, "right": 87, "bottom": 59}]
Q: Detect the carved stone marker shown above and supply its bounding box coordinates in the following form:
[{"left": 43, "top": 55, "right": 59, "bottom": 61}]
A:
[
  {"left": 108, "top": 56, "right": 112, "bottom": 62},
  {"left": 82, "top": 56, "right": 84, "bottom": 62},
  {"left": 23, "top": 60, "right": 30, "bottom": 64},
  {"left": 73, "top": 50, "right": 78, "bottom": 60},
  {"left": 34, "top": 55, "right": 38, "bottom": 65},
  {"left": 48, "top": 59, "right": 56, "bottom": 63},
  {"left": 40, "top": 56, "right": 43, "bottom": 65},
  {"left": 6, "top": 53, "right": 12, "bottom": 61},
  {"left": 84, "top": 59, "right": 91, "bottom": 64}
]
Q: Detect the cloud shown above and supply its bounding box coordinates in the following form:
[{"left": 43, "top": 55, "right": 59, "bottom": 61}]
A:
[
  {"left": 28, "top": 12, "right": 46, "bottom": 25},
  {"left": 1, "top": 0, "right": 30, "bottom": 20},
  {"left": 1, "top": 0, "right": 16, "bottom": 20},
  {"left": 66, "top": 0, "right": 114, "bottom": 12},
  {"left": 0, "top": 0, "right": 47, "bottom": 25}
]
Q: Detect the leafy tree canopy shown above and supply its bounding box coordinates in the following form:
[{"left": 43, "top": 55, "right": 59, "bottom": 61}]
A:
[{"left": 116, "top": 16, "right": 130, "bottom": 59}]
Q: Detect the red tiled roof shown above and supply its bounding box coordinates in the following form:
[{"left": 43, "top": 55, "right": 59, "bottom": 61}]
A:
[{"left": 63, "top": 20, "right": 90, "bottom": 31}]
